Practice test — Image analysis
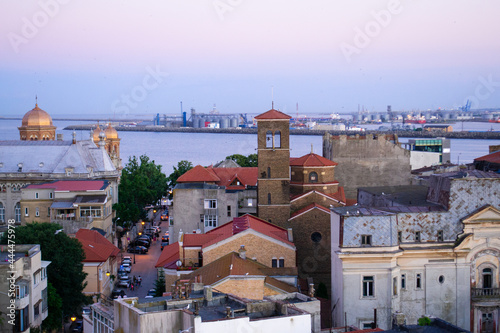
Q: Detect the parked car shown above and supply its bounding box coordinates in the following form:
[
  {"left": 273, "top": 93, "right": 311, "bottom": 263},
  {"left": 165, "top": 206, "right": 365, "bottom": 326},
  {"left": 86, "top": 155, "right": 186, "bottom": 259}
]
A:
[
  {"left": 128, "top": 246, "right": 147, "bottom": 254},
  {"left": 71, "top": 320, "right": 83, "bottom": 332},
  {"left": 160, "top": 212, "right": 168, "bottom": 221},
  {"left": 117, "top": 276, "right": 130, "bottom": 288},
  {"left": 82, "top": 306, "right": 91, "bottom": 317},
  {"left": 135, "top": 240, "right": 150, "bottom": 248},
  {"left": 123, "top": 256, "right": 132, "bottom": 261},
  {"left": 121, "top": 262, "right": 132, "bottom": 272},
  {"left": 161, "top": 232, "right": 169, "bottom": 243},
  {"left": 145, "top": 289, "right": 156, "bottom": 298},
  {"left": 161, "top": 242, "right": 169, "bottom": 250},
  {"left": 122, "top": 258, "right": 132, "bottom": 265},
  {"left": 112, "top": 289, "right": 127, "bottom": 299},
  {"left": 117, "top": 269, "right": 128, "bottom": 276}
]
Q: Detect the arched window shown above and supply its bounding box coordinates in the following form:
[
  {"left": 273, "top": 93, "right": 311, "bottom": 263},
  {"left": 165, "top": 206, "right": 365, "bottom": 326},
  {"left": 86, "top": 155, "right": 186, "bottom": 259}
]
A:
[
  {"left": 483, "top": 268, "right": 493, "bottom": 289},
  {"left": 267, "top": 167, "right": 271, "bottom": 179},
  {"left": 274, "top": 130, "right": 281, "bottom": 148},
  {"left": 309, "top": 172, "right": 318, "bottom": 183},
  {"left": 268, "top": 193, "right": 271, "bottom": 205},
  {"left": 0, "top": 202, "right": 4, "bottom": 223},
  {"left": 266, "top": 131, "right": 273, "bottom": 148},
  {"left": 15, "top": 203, "right": 21, "bottom": 223}
]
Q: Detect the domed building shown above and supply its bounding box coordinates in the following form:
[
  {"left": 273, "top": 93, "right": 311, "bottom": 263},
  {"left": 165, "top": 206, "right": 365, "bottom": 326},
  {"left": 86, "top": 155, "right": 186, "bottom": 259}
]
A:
[
  {"left": 18, "top": 103, "right": 56, "bottom": 140},
  {"left": 92, "top": 123, "right": 121, "bottom": 170}
]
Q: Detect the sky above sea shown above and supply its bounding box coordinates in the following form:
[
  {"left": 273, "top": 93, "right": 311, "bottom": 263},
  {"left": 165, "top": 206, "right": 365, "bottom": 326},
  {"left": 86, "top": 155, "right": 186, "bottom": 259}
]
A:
[{"left": 1, "top": 1, "right": 500, "bottom": 117}]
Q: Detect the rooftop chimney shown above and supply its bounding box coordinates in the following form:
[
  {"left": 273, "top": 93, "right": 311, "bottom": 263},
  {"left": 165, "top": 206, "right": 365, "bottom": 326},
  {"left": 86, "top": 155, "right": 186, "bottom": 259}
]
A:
[
  {"left": 72, "top": 131, "right": 76, "bottom": 144},
  {"left": 287, "top": 228, "right": 293, "bottom": 242},
  {"left": 57, "top": 134, "right": 63, "bottom": 141},
  {"left": 238, "top": 245, "right": 246, "bottom": 259},
  {"left": 204, "top": 285, "right": 213, "bottom": 302}
]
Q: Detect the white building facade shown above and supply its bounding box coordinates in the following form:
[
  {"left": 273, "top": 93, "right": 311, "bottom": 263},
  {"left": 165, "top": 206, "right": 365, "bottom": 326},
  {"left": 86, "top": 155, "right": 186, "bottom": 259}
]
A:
[{"left": 331, "top": 171, "right": 500, "bottom": 333}]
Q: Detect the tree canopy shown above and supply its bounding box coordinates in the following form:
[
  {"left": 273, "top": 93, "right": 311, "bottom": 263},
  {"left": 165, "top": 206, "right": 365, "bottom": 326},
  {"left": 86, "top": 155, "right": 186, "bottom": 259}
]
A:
[
  {"left": 166, "top": 160, "right": 193, "bottom": 194},
  {"left": 224, "top": 153, "right": 258, "bottom": 167},
  {"left": 1, "top": 223, "right": 87, "bottom": 320},
  {"left": 113, "top": 155, "right": 168, "bottom": 223}
]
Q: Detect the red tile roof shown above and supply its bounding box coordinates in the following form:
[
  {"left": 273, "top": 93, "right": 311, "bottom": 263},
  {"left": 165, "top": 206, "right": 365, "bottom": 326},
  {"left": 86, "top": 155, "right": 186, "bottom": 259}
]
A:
[
  {"left": 289, "top": 153, "right": 338, "bottom": 167},
  {"left": 75, "top": 229, "right": 119, "bottom": 262},
  {"left": 475, "top": 150, "right": 500, "bottom": 163},
  {"left": 25, "top": 180, "right": 109, "bottom": 191},
  {"left": 177, "top": 166, "right": 258, "bottom": 188},
  {"left": 186, "top": 252, "right": 297, "bottom": 293},
  {"left": 290, "top": 189, "right": 346, "bottom": 205},
  {"left": 254, "top": 109, "right": 292, "bottom": 120},
  {"left": 177, "top": 165, "right": 220, "bottom": 183},
  {"left": 155, "top": 242, "right": 180, "bottom": 268},
  {"left": 290, "top": 203, "right": 330, "bottom": 219},
  {"left": 183, "top": 214, "right": 293, "bottom": 249}
]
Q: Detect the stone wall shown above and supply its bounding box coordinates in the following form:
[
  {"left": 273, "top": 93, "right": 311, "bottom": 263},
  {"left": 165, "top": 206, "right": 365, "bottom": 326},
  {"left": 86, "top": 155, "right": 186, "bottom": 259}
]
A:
[{"left": 323, "top": 133, "right": 411, "bottom": 199}]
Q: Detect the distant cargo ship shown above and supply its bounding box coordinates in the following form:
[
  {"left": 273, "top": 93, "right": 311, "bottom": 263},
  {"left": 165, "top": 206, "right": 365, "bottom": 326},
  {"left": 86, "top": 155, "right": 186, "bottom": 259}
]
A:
[
  {"left": 489, "top": 118, "right": 500, "bottom": 123},
  {"left": 404, "top": 116, "right": 426, "bottom": 124}
]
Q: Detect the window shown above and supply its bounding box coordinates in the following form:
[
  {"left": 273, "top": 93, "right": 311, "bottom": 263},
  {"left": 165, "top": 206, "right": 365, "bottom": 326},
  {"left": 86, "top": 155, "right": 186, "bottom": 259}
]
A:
[
  {"left": 483, "top": 268, "right": 493, "bottom": 289},
  {"left": 80, "top": 206, "right": 102, "bottom": 218},
  {"left": 393, "top": 277, "right": 398, "bottom": 296},
  {"left": 268, "top": 193, "right": 271, "bottom": 205},
  {"left": 415, "top": 231, "right": 421, "bottom": 242},
  {"left": 266, "top": 131, "right": 273, "bottom": 148},
  {"left": 0, "top": 202, "right": 4, "bottom": 223},
  {"left": 227, "top": 205, "right": 231, "bottom": 217},
  {"left": 438, "top": 275, "right": 445, "bottom": 284},
  {"left": 361, "top": 235, "right": 372, "bottom": 246},
  {"left": 416, "top": 273, "right": 422, "bottom": 289},
  {"left": 35, "top": 207, "right": 39, "bottom": 217},
  {"left": 401, "top": 274, "right": 406, "bottom": 289},
  {"left": 362, "top": 276, "right": 374, "bottom": 297},
  {"left": 271, "top": 258, "right": 284, "bottom": 268},
  {"left": 398, "top": 231, "right": 402, "bottom": 243},
  {"left": 204, "top": 215, "right": 217, "bottom": 228},
  {"left": 15, "top": 203, "right": 21, "bottom": 222},
  {"left": 204, "top": 199, "right": 217, "bottom": 209},
  {"left": 34, "top": 271, "right": 41, "bottom": 285},
  {"left": 247, "top": 198, "right": 254, "bottom": 207},
  {"left": 42, "top": 287, "right": 48, "bottom": 312},
  {"left": 35, "top": 192, "right": 39, "bottom": 199},
  {"left": 34, "top": 303, "right": 40, "bottom": 318},
  {"left": 15, "top": 306, "right": 29, "bottom": 332},
  {"left": 41, "top": 268, "right": 47, "bottom": 280},
  {"left": 49, "top": 192, "right": 53, "bottom": 199},
  {"left": 200, "top": 214, "right": 204, "bottom": 224},
  {"left": 267, "top": 167, "right": 271, "bottom": 179},
  {"left": 15, "top": 285, "right": 29, "bottom": 299},
  {"left": 47, "top": 207, "right": 50, "bottom": 217},
  {"left": 24, "top": 207, "right": 29, "bottom": 216},
  {"left": 309, "top": 172, "right": 318, "bottom": 183},
  {"left": 274, "top": 130, "right": 281, "bottom": 148},
  {"left": 437, "top": 230, "right": 443, "bottom": 242},
  {"left": 311, "top": 232, "right": 322, "bottom": 243}
]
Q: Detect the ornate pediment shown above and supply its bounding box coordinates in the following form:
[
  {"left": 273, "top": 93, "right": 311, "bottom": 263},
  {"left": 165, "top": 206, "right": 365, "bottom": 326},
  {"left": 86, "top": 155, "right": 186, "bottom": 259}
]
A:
[{"left": 462, "top": 205, "right": 500, "bottom": 225}]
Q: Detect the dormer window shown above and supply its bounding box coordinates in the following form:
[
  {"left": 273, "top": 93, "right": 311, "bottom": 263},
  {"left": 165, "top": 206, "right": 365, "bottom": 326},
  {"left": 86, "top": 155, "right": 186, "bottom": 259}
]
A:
[{"left": 18, "top": 163, "right": 23, "bottom": 172}]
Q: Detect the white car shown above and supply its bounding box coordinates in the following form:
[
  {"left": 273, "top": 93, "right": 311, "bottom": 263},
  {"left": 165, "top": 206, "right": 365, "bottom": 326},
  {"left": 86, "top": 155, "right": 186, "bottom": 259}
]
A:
[{"left": 121, "top": 263, "right": 131, "bottom": 273}]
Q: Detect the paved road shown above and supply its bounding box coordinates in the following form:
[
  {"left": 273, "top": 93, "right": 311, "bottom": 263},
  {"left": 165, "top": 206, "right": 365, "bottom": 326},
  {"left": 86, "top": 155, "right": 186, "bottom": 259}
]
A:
[{"left": 118, "top": 212, "right": 166, "bottom": 299}]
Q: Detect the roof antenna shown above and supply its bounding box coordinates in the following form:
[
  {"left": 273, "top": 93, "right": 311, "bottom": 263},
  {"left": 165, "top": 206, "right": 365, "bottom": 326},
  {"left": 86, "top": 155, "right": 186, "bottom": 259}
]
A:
[
  {"left": 35, "top": 95, "right": 38, "bottom": 107},
  {"left": 271, "top": 86, "right": 274, "bottom": 109},
  {"left": 311, "top": 143, "right": 313, "bottom": 154}
]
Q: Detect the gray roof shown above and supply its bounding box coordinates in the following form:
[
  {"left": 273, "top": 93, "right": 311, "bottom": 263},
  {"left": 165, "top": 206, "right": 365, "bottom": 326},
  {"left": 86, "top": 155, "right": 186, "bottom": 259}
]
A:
[
  {"left": 50, "top": 201, "right": 75, "bottom": 209},
  {"left": 358, "top": 185, "right": 432, "bottom": 206},
  {"left": 0, "top": 140, "right": 116, "bottom": 175}
]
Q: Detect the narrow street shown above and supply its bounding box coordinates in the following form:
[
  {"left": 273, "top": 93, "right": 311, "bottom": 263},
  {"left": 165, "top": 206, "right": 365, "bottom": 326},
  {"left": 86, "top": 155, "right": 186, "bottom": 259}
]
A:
[{"left": 119, "top": 212, "right": 166, "bottom": 298}]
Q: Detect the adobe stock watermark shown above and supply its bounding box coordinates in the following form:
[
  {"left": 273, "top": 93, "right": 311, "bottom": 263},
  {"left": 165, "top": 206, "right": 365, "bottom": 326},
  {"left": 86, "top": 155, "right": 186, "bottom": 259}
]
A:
[
  {"left": 213, "top": 0, "right": 243, "bottom": 21},
  {"left": 111, "top": 66, "right": 169, "bottom": 117},
  {"left": 7, "top": 0, "right": 71, "bottom": 54},
  {"left": 340, "top": 0, "right": 403, "bottom": 63},
  {"left": 464, "top": 74, "right": 500, "bottom": 109}
]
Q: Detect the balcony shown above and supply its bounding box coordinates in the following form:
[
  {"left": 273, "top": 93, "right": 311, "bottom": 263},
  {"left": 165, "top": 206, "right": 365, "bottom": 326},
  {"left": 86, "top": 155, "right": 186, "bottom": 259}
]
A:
[
  {"left": 15, "top": 294, "right": 30, "bottom": 310},
  {"left": 472, "top": 288, "right": 500, "bottom": 302},
  {"left": 51, "top": 215, "right": 94, "bottom": 224}
]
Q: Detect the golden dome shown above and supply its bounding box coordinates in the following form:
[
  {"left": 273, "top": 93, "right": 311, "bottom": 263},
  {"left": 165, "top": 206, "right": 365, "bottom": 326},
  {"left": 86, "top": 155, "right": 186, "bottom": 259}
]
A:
[
  {"left": 21, "top": 104, "right": 53, "bottom": 127},
  {"left": 93, "top": 124, "right": 102, "bottom": 142},
  {"left": 104, "top": 123, "right": 118, "bottom": 139}
]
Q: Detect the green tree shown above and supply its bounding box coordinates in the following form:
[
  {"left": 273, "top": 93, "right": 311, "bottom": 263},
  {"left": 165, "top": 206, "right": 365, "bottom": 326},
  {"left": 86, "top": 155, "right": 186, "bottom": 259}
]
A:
[
  {"left": 166, "top": 160, "right": 193, "bottom": 197},
  {"left": 41, "top": 282, "right": 62, "bottom": 332},
  {"left": 113, "top": 155, "right": 168, "bottom": 223},
  {"left": 0, "top": 223, "right": 87, "bottom": 321},
  {"left": 224, "top": 153, "right": 258, "bottom": 167},
  {"left": 154, "top": 274, "right": 166, "bottom": 297}
]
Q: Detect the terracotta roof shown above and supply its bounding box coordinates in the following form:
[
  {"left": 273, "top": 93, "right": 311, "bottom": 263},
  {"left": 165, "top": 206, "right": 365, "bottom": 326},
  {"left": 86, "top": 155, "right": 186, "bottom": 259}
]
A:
[
  {"left": 155, "top": 242, "right": 180, "bottom": 268},
  {"left": 290, "top": 189, "right": 346, "bottom": 205},
  {"left": 183, "top": 234, "right": 220, "bottom": 247},
  {"left": 254, "top": 109, "right": 292, "bottom": 120},
  {"left": 289, "top": 153, "right": 338, "bottom": 167},
  {"left": 177, "top": 165, "right": 220, "bottom": 183},
  {"left": 25, "top": 180, "right": 109, "bottom": 191},
  {"left": 475, "top": 150, "right": 500, "bottom": 164},
  {"left": 211, "top": 167, "right": 258, "bottom": 188},
  {"left": 290, "top": 203, "right": 331, "bottom": 219},
  {"left": 75, "top": 229, "right": 119, "bottom": 262},
  {"left": 186, "top": 252, "right": 296, "bottom": 294}
]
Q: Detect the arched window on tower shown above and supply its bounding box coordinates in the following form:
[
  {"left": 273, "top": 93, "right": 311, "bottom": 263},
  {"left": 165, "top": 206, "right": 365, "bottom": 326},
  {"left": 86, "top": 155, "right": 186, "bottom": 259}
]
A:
[
  {"left": 266, "top": 131, "right": 273, "bottom": 148},
  {"left": 268, "top": 193, "right": 271, "bottom": 205},
  {"left": 274, "top": 130, "right": 281, "bottom": 148},
  {"left": 267, "top": 167, "right": 271, "bottom": 179},
  {"left": 483, "top": 268, "right": 493, "bottom": 289},
  {"left": 309, "top": 171, "right": 318, "bottom": 183}
]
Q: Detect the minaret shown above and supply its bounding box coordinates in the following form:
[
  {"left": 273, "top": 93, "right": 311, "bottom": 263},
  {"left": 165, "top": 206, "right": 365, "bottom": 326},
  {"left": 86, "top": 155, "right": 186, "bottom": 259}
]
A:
[{"left": 255, "top": 107, "right": 291, "bottom": 227}]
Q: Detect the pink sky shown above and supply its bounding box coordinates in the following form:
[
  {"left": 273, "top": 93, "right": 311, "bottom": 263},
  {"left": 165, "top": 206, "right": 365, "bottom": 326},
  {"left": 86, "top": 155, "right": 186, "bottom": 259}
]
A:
[{"left": 1, "top": 0, "right": 499, "bottom": 115}]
